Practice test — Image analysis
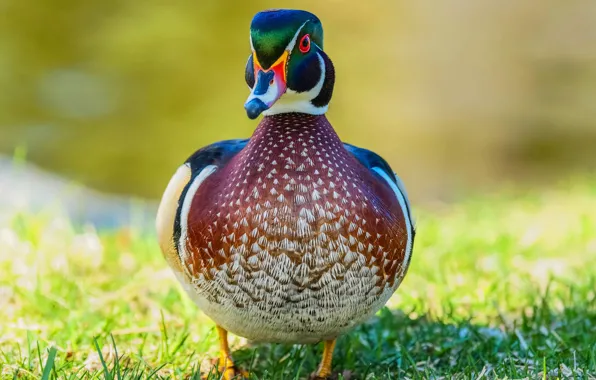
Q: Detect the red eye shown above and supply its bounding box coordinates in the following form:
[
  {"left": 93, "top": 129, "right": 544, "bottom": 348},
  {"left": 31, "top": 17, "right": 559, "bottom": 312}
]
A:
[{"left": 299, "top": 34, "right": 311, "bottom": 53}]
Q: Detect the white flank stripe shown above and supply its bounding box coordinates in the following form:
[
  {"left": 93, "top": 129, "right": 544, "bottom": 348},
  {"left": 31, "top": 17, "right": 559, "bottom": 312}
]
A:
[
  {"left": 156, "top": 164, "right": 191, "bottom": 252},
  {"left": 372, "top": 167, "right": 413, "bottom": 278},
  {"left": 178, "top": 165, "right": 218, "bottom": 262}
]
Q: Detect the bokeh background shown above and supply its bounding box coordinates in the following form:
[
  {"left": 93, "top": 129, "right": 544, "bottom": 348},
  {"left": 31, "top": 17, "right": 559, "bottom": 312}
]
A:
[
  {"left": 1, "top": 0, "right": 596, "bottom": 202},
  {"left": 2, "top": 3, "right": 596, "bottom": 377}
]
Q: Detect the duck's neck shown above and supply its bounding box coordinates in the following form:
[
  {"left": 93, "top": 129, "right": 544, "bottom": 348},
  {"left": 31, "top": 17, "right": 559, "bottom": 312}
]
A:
[
  {"left": 237, "top": 112, "right": 351, "bottom": 187},
  {"left": 250, "top": 113, "right": 342, "bottom": 147}
]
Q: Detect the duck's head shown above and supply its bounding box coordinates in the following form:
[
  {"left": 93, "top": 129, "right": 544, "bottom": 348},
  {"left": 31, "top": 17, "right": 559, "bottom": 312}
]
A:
[{"left": 244, "top": 9, "right": 335, "bottom": 119}]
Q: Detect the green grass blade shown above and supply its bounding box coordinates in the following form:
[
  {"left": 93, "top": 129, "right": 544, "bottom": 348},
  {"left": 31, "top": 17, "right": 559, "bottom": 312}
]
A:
[
  {"left": 40, "top": 346, "right": 57, "bottom": 380},
  {"left": 109, "top": 334, "right": 121, "bottom": 380},
  {"left": 94, "top": 337, "right": 112, "bottom": 380}
]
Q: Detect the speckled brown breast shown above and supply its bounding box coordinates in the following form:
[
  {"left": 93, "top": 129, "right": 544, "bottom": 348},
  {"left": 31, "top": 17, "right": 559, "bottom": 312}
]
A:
[{"left": 176, "top": 113, "right": 410, "bottom": 343}]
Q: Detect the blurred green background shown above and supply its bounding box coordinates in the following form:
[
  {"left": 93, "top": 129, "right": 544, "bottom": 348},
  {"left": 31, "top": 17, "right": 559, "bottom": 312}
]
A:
[{"left": 1, "top": 0, "right": 595, "bottom": 201}]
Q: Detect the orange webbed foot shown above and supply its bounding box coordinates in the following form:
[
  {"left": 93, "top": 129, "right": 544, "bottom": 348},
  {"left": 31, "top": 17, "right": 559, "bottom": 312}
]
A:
[{"left": 215, "top": 326, "right": 249, "bottom": 379}]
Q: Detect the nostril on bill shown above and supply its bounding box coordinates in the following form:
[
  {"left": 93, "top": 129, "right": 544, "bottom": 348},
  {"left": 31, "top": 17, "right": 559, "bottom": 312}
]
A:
[{"left": 254, "top": 70, "right": 276, "bottom": 95}]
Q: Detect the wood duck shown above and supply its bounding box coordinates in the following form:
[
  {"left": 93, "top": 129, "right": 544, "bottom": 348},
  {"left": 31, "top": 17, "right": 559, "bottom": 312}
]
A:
[{"left": 156, "top": 9, "right": 415, "bottom": 379}]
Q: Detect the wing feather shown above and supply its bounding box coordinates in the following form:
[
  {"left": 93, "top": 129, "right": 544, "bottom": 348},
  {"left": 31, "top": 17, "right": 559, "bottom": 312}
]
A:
[
  {"left": 156, "top": 139, "right": 249, "bottom": 273},
  {"left": 344, "top": 142, "right": 415, "bottom": 271}
]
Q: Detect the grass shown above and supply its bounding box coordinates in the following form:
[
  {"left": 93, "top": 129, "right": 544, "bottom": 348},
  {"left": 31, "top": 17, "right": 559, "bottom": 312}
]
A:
[{"left": 1, "top": 175, "right": 595, "bottom": 379}]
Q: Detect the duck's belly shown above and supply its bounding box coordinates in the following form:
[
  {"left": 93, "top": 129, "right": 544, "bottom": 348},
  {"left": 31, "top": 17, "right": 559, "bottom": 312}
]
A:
[{"left": 174, "top": 247, "right": 398, "bottom": 343}]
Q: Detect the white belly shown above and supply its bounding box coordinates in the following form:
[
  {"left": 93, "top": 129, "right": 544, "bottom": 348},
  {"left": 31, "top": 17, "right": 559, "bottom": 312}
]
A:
[{"left": 172, "top": 252, "right": 399, "bottom": 344}]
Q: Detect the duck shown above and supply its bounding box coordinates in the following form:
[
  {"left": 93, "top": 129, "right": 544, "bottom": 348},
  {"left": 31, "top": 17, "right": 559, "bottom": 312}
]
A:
[{"left": 156, "top": 9, "right": 415, "bottom": 379}]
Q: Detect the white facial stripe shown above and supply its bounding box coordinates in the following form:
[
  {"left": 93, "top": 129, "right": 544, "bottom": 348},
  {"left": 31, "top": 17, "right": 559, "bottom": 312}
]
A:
[
  {"left": 285, "top": 20, "right": 310, "bottom": 52},
  {"left": 249, "top": 21, "right": 308, "bottom": 55},
  {"left": 312, "top": 52, "right": 326, "bottom": 94},
  {"left": 178, "top": 165, "right": 218, "bottom": 263},
  {"left": 311, "top": 52, "right": 326, "bottom": 97},
  {"left": 263, "top": 51, "right": 327, "bottom": 116},
  {"left": 371, "top": 167, "right": 414, "bottom": 278}
]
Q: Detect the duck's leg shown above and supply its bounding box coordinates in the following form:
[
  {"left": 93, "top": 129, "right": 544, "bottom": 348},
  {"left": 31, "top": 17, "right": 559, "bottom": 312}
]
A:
[
  {"left": 313, "top": 339, "right": 337, "bottom": 379},
  {"left": 216, "top": 326, "right": 247, "bottom": 379}
]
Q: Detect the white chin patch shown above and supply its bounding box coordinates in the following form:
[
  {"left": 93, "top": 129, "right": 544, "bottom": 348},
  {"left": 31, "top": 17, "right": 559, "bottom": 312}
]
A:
[
  {"left": 264, "top": 52, "right": 328, "bottom": 116},
  {"left": 263, "top": 97, "right": 328, "bottom": 116}
]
